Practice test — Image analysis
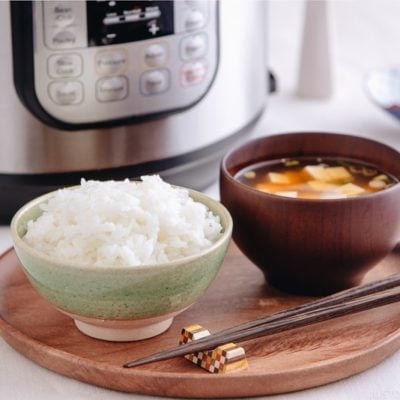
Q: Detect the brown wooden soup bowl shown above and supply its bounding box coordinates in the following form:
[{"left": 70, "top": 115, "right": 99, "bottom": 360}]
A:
[{"left": 220, "top": 132, "right": 400, "bottom": 295}]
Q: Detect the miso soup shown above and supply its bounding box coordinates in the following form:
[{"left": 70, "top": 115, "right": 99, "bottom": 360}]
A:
[{"left": 235, "top": 157, "right": 398, "bottom": 199}]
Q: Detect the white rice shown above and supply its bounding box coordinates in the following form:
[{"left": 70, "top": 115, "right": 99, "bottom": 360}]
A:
[{"left": 23, "top": 176, "right": 223, "bottom": 267}]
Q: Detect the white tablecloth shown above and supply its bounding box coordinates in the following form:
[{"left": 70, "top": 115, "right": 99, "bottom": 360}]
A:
[{"left": 1, "top": 1, "right": 400, "bottom": 399}]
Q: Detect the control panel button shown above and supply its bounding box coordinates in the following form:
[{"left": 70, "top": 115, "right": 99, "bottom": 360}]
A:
[
  {"left": 48, "top": 81, "right": 83, "bottom": 105},
  {"left": 185, "top": 1, "right": 203, "bottom": 6},
  {"left": 43, "top": 2, "right": 88, "bottom": 49},
  {"left": 48, "top": 54, "right": 82, "bottom": 78},
  {"left": 50, "top": 2, "right": 75, "bottom": 28},
  {"left": 144, "top": 43, "right": 168, "bottom": 68},
  {"left": 185, "top": 10, "right": 205, "bottom": 31},
  {"left": 96, "top": 50, "right": 128, "bottom": 75},
  {"left": 140, "top": 69, "right": 170, "bottom": 95},
  {"left": 96, "top": 76, "right": 129, "bottom": 102},
  {"left": 52, "top": 30, "right": 77, "bottom": 47},
  {"left": 180, "top": 34, "right": 207, "bottom": 60},
  {"left": 181, "top": 61, "right": 207, "bottom": 86}
]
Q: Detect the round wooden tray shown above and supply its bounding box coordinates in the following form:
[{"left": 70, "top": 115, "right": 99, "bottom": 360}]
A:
[{"left": 0, "top": 243, "right": 399, "bottom": 398}]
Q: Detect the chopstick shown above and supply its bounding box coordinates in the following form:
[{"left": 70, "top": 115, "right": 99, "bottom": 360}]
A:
[{"left": 123, "top": 274, "right": 400, "bottom": 368}]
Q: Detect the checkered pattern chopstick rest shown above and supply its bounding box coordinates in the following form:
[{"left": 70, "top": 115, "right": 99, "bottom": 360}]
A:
[{"left": 179, "top": 324, "right": 248, "bottom": 373}]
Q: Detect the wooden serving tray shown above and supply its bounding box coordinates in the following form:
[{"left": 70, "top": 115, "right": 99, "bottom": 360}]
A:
[{"left": 0, "top": 243, "right": 399, "bottom": 398}]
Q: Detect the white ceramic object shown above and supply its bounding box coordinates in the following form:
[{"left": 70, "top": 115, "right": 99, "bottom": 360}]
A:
[
  {"left": 297, "top": 0, "right": 333, "bottom": 98},
  {"left": 72, "top": 314, "right": 175, "bottom": 342},
  {"left": 365, "top": 67, "right": 400, "bottom": 121}
]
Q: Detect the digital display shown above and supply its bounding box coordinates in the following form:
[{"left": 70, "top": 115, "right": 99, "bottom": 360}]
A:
[{"left": 87, "top": 1, "right": 174, "bottom": 46}]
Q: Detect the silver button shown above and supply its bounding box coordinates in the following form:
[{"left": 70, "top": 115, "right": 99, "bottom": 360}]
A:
[
  {"left": 51, "top": 2, "right": 75, "bottom": 28},
  {"left": 52, "top": 30, "right": 77, "bottom": 48},
  {"left": 180, "top": 34, "right": 207, "bottom": 60},
  {"left": 185, "top": 1, "right": 202, "bottom": 6},
  {"left": 48, "top": 54, "right": 82, "bottom": 78},
  {"left": 140, "top": 69, "right": 170, "bottom": 95},
  {"left": 48, "top": 81, "right": 83, "bottom": 105},
  {"left": 44, "top": 1, "right": 87, "bottom": 49},
  {"left": 96, "top": 76, "right": 129, "bottom": 102},
  {"left": 144, "top": 43, "right": 168, "bottom": 68},
  {"left": 185, "top": 10, "right": 205, "bottom": 31},
  {"left": 96, "top": 50, "right": 127, "bottom": 75},
  {"left": 181, "top": 61, "right": 207, "bottom": 86}
]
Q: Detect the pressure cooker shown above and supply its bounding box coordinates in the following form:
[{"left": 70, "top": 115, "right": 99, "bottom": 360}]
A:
[{"left": 0, "top": 0, "right": 267, "bottom": 222}]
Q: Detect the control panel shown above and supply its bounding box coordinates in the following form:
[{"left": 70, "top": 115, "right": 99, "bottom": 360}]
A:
[{"left": 29, "top": 1, "right": 218, "bottom": 126}]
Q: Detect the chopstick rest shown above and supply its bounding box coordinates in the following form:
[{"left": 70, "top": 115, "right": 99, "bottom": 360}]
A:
[{"left": 179, "top": 324, "right": 248, "bottom": 373}]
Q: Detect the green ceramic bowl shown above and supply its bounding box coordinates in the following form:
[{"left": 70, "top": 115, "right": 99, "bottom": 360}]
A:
[{"left": 11, "top": 188, "right": 232, "bottom": 342}]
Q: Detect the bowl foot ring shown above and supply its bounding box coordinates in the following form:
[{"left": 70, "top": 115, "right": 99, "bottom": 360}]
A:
[{"left": 74, "top": 317, "right": 174, "bottom": 342}]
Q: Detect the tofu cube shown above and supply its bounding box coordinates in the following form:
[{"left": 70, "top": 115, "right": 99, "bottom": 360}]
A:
[
  {"left": 326, "top": 167, "right": 353, "bottom": 182},
  {"left": 267, "top": 172, "right": 290, "bottom": 184},
  {"left": 337, "top": 183, "right": 365, "bottom": 196},
  {"left": 304, "top": 166, "right": 352, "bottom": 183}
]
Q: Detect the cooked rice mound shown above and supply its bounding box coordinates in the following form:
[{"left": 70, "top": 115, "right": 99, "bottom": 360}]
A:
[{"left": 23, "top": 176, "right": 223, "bottom": 267}]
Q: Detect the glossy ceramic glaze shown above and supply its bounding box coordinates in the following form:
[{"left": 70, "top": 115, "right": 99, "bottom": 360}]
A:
[
  {"left": 220, "top": 132, "right": 400, "bottom": 295},
  {"left": 11, "top": 188, "right": 232, "bottom": 341}
]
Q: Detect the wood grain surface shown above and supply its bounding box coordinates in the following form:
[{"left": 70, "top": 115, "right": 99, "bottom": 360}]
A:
[{"left": 0, "top": 243, "right": 399, "bottom": 398}]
